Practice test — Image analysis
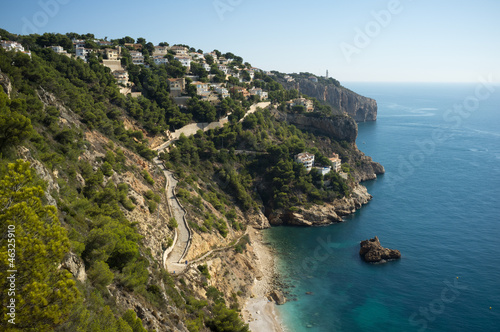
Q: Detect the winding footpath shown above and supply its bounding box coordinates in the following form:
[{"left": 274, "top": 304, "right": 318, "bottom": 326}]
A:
[{"left": 154, "top": 101, "right": 270, "bottom": 274}]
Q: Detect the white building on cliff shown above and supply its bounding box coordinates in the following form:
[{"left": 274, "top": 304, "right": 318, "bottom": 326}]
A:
[{"left": 295, "top": 152, "right": 315, "bottom": 172}]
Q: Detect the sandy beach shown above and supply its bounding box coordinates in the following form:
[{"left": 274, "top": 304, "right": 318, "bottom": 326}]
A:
[{"left": 242, "top": 228, "right": 286, "bottom": 332}]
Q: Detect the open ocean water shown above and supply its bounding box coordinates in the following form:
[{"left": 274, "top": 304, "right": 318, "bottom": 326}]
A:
[{"left": 266, "top": 82, "right": 500, "bottom": 332}]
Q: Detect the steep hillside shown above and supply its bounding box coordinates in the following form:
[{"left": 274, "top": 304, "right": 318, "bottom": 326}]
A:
[
  {"left": 275, "top": 73, "right": 378, "bottom": 122},
  {"left": 0, "top": 30, "right": 383, "bottom": 332}
]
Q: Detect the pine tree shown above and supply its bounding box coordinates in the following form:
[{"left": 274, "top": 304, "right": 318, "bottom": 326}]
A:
[{"left": 0, "top": 160, "right": 79, "bottom": 331}]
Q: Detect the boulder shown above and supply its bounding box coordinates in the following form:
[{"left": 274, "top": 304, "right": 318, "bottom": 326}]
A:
[
  {"left": 0, "top": 69, "right": 12, "bottom": 97},
  {"left": 60, "top": 252, "right": 87, "bottom": 282},
  {"left": 359, "top": 236, "right": 401, "bottom": 263},
  {"left": 269, "top": 290, "right": 286, "bottom": 305}
]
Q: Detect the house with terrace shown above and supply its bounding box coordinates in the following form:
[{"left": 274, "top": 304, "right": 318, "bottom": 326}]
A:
[
  {"left": 295, "top": 152, "right": 315, "bottom": 172},
  {"left": 168, "top": 78, "right": 186, "bottom": 97}
]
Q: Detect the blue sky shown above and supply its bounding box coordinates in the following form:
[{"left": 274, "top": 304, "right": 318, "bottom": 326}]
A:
[{"left": 1, "top": 0, "right": 499, "bottom": 82}]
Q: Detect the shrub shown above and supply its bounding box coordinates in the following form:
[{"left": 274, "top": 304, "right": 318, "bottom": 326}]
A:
[
  {"left": 144, "top": 189, "right": 154, "bottom": 200},
  {"left": 101, "top": 161, "right": 114, "bottom": 176},
  {"left": 142, "top": 170, "right": 154, "bottom": 185},
  {"left": 148, "top": 200, "right": 157, "bottom": 213},
  {"left": 122, "top": 199, "right": 136, "bottom": 211},
  {"left": 88, "top": 261, "right": 114, "bottom": 287},
  {"left": 197, "top": 264, "right": 211, "bottom": 279},
  {"left": 234, "top": 235, "right": 250, "bottom": 254},
  {"left": 168, "top": 218, "right": 178, "bottom": 229},
  {"left": 207, "top": 303, "right": 249, "bottom": 332}
]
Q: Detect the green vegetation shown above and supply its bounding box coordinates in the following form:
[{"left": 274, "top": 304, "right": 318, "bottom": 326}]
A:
[
  {"left": 0, "top": 160, "right": 79, "bottom": 331},
  {"left": 0, "top": 29, "right": 368, "bottom": 332},
  {"left": 142, "top": 170, "right": 155, "bottom": 185},
  {"left": 234, "top": 235, "right": 250, "bottom": 254},
  {"left": 197, "top": 264, "right": 211, "bottom": 279},
  {"left": 164, "top": 109, "right": 351, "bottom": 214},
  {"left": 168, "top": 217, "right": 178, "bottom": 229}
]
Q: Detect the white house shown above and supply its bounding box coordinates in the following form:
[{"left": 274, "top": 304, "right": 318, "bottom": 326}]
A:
[
  {"left": 315, "top": 166, "right": 332, "bottom": 176},
  {"left": 1, "top": 40, "right": 31, "bottom": 57},
  {"left": 1, "top": 40, "right": 24, "bottom": 52},
  {"left": 215, "top": 86, "right": 230, "bottom": 99},
  {"left": 295, "top": 152, "right": 315, "bottom": 172},
  {"left": 170, "top": 45, "right": 188, "bottom": 55},
  {"left": 245, "top": 69, "right": 255, "bottom": 81},
  {"left": 288, "top": 98, "right": 314, "bottom": 112},
  {"left": 96, "top": 40, "right": 112, "bottom": 47},
  {"left": 130, "top": 51, "right": 144, "bottom": 65},
  {"left": 153, "top": 55, "right": 168, "bottom": 65},
  {"left": 189, "top": 52, "right": 204, "bottom": 60},
  {"left": 50, "top": 45, "right": 64, "bottom": 53},
  {"left": 191, "top": 81, "right": 210, "bottom": 95},
  {"left": 112, "top": 70, "right": 129, "bottom": 85},
  {"left": 154, "top": 45, "right": 169, "bottom": 55},
  {"left": 72, "top": 39, "right": 86, "bottom": 48},
  {"left": 329, "top": 153, "right": 342, "bottom": 172},
  {"left": 218, "top": 64, "right": 229, "bottom": 75},
  {"left": 75, "top": 47, "right": 92, "bottom": 61},
  {"left": 105, "top": 48, "right": 120, "bottom": 60},
  {"left": 175, "top": 55, "right": 192, "bottom": 68},
  {"left": 168, "top": 78, "right": 185, "bottom": 97},
  {"left": 249, "top": 87, "right": 268, "bottom": 100},
  {"left": 201, "top": 62, "right": 211, "bottom": 72}
]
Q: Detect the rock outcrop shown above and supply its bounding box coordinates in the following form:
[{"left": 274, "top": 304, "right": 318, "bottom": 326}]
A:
[
  {"left": 60, "top": 252, "right": 87, "bottom": 282},
  {"left": 352, "top": 154, "right": 386, "bottom": 182},
  {"left": 359, "top": 236, "right": 401, "bottom": 263},
  {"left": 271, "top": 109, "right": 358, "bottom": 143},
  {"left": 279, "top": 77, "right": 377, "bottom": 122},
  {"left": 269, "top": 289, "right": 286, "bottom": 305},
  {"left": 0, "top": 69, "right": 12, "bottom": 97},
  {"left": 17, "top": 147, "right": 60, "bottom": 208},
  {"left": 268, "top": 184, "right": 372, "bottom": 226}
]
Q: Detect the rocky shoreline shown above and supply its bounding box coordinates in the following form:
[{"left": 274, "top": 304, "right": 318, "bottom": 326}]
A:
[
  {"left": 267, "top": 183, "right": 373, "bottom": 226},
  {"left": 242, "top": 228, "right": 286, "bottom": 332},
  {"left": 241, "top": 180, "right": 378, "bottom": 331}
]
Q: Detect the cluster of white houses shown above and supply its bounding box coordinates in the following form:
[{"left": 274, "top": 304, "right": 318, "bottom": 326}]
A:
[
  {"left": 50, "top": 40, "right": 269, "bottom": 102},
  {"left": 166, "top": 77, "right": 269, "bottom": 106},
  {"left": 3, "top": 38, "right": 318, "bottom": 112},
  {"left": 0, "top": 40, "right": 31, "bottom": 57},
  {"left": 295, "top": 152, "right": 342, "bottom": 175}
]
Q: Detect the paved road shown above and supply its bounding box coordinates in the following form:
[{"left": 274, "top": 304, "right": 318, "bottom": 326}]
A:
[
  {"left": 154, "top": 101, "right": 271, "bottom": 273},
  {"left": 153, "top": 156, "right": 191, "bottom": 273},
  {"left": 245, "top": 101, "right": 271, "bottom": 117}
]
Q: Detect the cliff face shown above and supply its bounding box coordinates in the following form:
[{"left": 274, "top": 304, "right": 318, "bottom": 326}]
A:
[
  {"left": 0, "top": 69, "right": 12, "bottom": 97},
  {"left": 268, "top": 184, "right": 373, "bottom": 226},
  {"left": 281, "top": 77, "right": 377, "bottom": 122},
  {"left": 271, "top": 109, "right": 358, "bottom": 143}
]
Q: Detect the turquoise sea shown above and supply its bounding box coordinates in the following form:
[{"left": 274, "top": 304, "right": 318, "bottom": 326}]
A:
[{"left": 266, "top": 82, "right": 500, "bottom": 331}]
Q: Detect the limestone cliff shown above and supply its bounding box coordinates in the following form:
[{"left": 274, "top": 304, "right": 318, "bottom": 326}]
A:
[
  {"left": 268, "top": 184, "right": 373, "bottom": 226},
  {"left": 279, "top": 76, "right": 377, "bottom": 122},
  {"left": 0, "top": 68, "right": 12, "bottom": 97},
  {"left": 271, "top": 108, "right": 358, "bottom": 143},
  {"left": 270, "top": 108, "right": 384, "bottom": 182}
]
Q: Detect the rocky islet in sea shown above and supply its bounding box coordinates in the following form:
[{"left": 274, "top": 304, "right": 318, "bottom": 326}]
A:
[{"left": 359, "top": 236, "right": 401, "bottom": 263}]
